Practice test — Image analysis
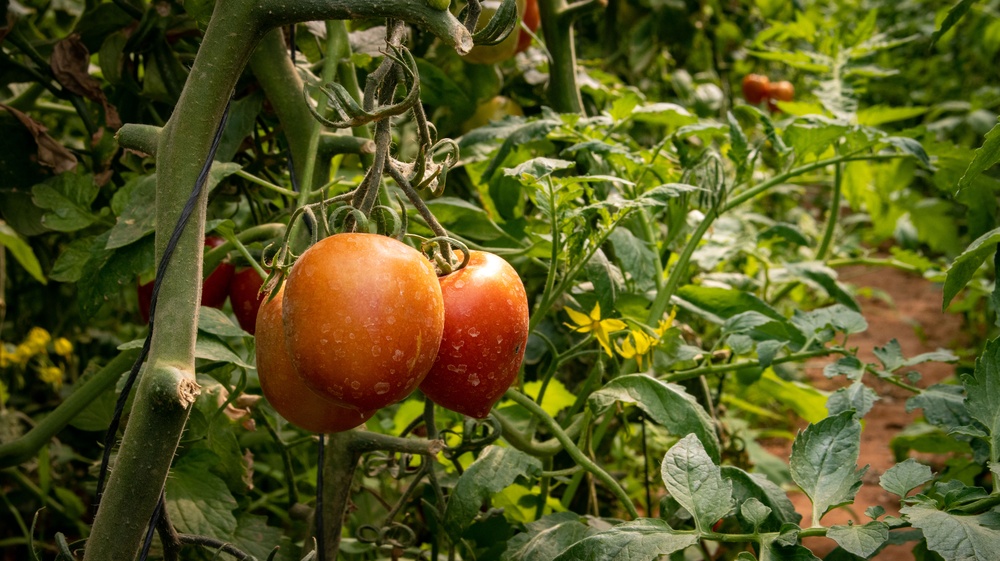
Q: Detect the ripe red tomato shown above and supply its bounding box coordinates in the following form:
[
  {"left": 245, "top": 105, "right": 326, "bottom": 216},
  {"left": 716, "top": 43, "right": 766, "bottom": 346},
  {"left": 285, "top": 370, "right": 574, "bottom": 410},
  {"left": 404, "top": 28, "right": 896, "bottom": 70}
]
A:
[
  {"left": 515, "top": 0, "right": 539, "bottom": 53},
  {"left": 741, "top": 74, "right": 770, "bottom": 105},
  {"left": 282, "top": 233, "right": 445, "bottom": 411},
  {"left": 230, "top": 268, "right": 265, "bottom": 335},
  {"left": 420, "top": 251, "right": 529, "bottom": 419},
  {"left": 137, "top": 236, "right": 235, "bottom": 323},
  {"left": 767, "top": 80, "right": 794, "bottom": 112},
  {"left": 256, "top": 287, "right": 375, "bottom": 433}
]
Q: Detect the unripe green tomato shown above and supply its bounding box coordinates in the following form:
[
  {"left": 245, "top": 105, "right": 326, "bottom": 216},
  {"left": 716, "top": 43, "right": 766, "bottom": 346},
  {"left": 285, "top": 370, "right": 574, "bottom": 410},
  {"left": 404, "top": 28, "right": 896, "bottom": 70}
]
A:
[
  {"left": 462, "top": 0, "right": 527, "bottom": 65},
  {"left": 427, "top": 0, "right": 451, "bottom": 10}
]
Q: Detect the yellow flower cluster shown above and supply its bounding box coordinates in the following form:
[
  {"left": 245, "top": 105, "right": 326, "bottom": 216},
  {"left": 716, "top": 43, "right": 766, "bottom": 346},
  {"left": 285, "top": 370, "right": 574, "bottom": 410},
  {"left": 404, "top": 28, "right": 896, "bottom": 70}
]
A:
[
  {"left": 0, "top": 327, "right": 73, "bottom": 390},
  {"left": 565, "top": 304, "right": 677, "bottom": 370}
]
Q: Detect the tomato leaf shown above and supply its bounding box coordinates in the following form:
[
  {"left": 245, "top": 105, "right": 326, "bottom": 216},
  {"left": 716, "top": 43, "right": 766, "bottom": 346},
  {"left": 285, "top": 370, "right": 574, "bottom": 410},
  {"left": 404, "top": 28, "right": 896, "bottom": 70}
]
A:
[
  {"left": 930, "top": 0, "right": 978, "bottom": 47},
  {"left": 826, "top": 522, "right": 889, "bottom": 558},
  {"left": 905, "top": 384, "right": 970, "bottom": 433},
  {"left": 165, "top": 449, "right": 238, "bottom": 542},
  {"left": 900, "top": 504, "right": 1000, "bottom": 561},
  {"left": 31, "top": 172, "right": 100, "bottom": 232},
  {"left": 789, "top": 411, "right": 867, "bottom": 524},
  {"left": 443, "top": 446, "right": 542, "bottom": 539},
  {"left": 501, "top": 512, "right": 594, "bottom": 561},
  {"left": 943, "top": 226, "right": 1000, "bottom": 310},
  {"left": 879, "top": 458, "right": 933, "bottom": 499},
  {"left": 826, "top": 381, "right": 879, "bottom": 419},
  {"left": 589, "top": 374, "right": 720, "bottom": 462},
  {"left": 550, "top": 519, "right": 698, "bottom": 561},
  {"left": 961, "top": 336, "right": 1000, "bottom": 484},
  {"left": 660, "top": 434, "right": 734, "bottom": 532},
  {"left": 0, "top": 221, "right": 46, "bottom": 284},
  {"left": 722, "top": 466, "right": 802, "bottom": 531}
]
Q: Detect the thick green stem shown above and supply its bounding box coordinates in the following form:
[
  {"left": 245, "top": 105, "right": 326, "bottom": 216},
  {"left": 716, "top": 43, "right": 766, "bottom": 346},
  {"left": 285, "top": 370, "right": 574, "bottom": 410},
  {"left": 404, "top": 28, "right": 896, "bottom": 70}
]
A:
[
  {"left": 87, "top": 3, "right": 468, "bottom": 559},
  {"left": 505, "top": 389, "right": 639, "bottom": 519},
  {"left": 0, "top": 349, "right": 140, "bottom": 469},
  {"left": 646, "top": 207, "right": 718, "bottom": 325},
  {"left": 815, "top": 163, "right": 842, "bottom": 260},
  {"left": 538, "top": 0, "right": 584, "bottom": 113}
]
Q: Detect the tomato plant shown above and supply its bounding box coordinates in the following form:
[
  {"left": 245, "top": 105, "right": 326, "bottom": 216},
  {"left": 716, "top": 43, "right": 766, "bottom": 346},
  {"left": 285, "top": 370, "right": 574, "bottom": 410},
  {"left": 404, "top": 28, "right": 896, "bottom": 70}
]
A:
[
  {"left": 281, "top": 233, "right": 445, "bottom": 411},
  {"left": 257, "top": 287, "right": 375, "bottom": 433},
  {"left": 136, "top": 236, "right": 234, "bottom": 322},
  {"left": 230, "top": 268, "right": 265, "bottom": 334},
  {"left": 741, "top": 73, "right": 770, "bottom": 105},
  {"left": 420, "top": 251, "right": 529, "bottom": 418}
]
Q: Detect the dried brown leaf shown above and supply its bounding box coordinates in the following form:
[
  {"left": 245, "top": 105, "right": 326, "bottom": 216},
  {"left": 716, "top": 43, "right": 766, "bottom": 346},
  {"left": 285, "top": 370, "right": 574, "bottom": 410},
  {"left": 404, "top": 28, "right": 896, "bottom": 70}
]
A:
[
  {"left": 0, "top": 104, "right": 79, "bottom": 173},
  {"left": 50, "top": 34, "right": 122, "bottom": 130}
]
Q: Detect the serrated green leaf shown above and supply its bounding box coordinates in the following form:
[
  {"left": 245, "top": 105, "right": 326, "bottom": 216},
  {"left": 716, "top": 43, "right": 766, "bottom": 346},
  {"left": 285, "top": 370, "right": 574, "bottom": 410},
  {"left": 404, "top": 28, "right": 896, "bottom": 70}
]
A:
[
  {"left": 756, "top": 369, "right": 830, "bottom": 424},
  {"left": 786, "top": 263, "right": 859, "bottom": 311},
  {"left": 479, "top": 119, "right": 561, "bottom": 180},
  {"left": 883, "top": 136, "right": 931, "bottom": 168},
  {"left": 505, "top": 157, "right": 575, "bottom": 181},
  {"left": 501, "top": 512, "right": 594, "bottom": 561},
  {"left": 551, "top": 518, "right": 698, "bottom": 561},
  {"left": 660, "top": 434, "right": 733, "bottom": 532},
  {"left": 823, "top": 357, "right": 866, "bottom": 381},
  {"left": 165, "top": 449, "right": 238, "bottom": 541},
  {"left": 233, "top": 513, "right": 288, "bottom": 561},
  {"left": 424, "top": 197, "right": 507, "bottom": 241},
  {"left": 49, "top": 237, "right": 94, "bottom": 283},
  {"left": 879, "top": 458, "right": 933, "bottom": 498},
  {"left": 585, "top": 249, "right": 624, "bottom": 313},
  {"left": 901, "top": 504, "right": 1000, "bottom": 561},
  {"left": 722, "top": 466, "right": 802, "bottom": 532},
  {"left": 675, "top": 285, "right": 784, "bottom": 325},
  {"left": 760, "top": 531, "right": 820, "bottom": 561},
  {"left": 790, "top": 305, "right": 867, "bottom": 337},
  {"left": 0, "top": 221, "right": 45, "bottom": 283},
  {"left": 790, "top": 411, "right": 867, "bottom": 524},
  {"left": 106, "top": 174, "right": 156, "bottom": 249},
  {"left": 607, "top": 228, "right": 659, "bottom": 290},
  {"left": 629, "top": 103, "right": 699, "bottom": 128},
  {"left": 590, "top": 375, "right": 720, "bottom": 461},
  {"left": 905, "top": 384, "right": 970, "bottom": 433},
  {"left": 962, "top": 337, "right": 1000, "bottom": 483},
  {"left": 78, "top": 233, "right": 154, "bottom": 319},
  {"left": 826, "top": 381, "right": 879, "bottom": 418},
  {"left": 783, "top": 120, "right": 849, "bottom": 160},
  {"left": 444, "top": 446, "right": 542, "bottom": 538},
  {"left": 874, "top": 339, "right": 906, "bottom": 372},
  {"left": 943, "top": 227, "right": 1000, "bottom": 310},
  {"left": 758, "top": 224, "right": 810, "bottom": 246},
  {"left": 740, "top": 498, "right": 772, "bottom": 532},
  {"left": 827, "top": 521, "right": 889, "bottom": 558},
  {"left": 31, "top": 172, "right": 100, "bottom": 232}
]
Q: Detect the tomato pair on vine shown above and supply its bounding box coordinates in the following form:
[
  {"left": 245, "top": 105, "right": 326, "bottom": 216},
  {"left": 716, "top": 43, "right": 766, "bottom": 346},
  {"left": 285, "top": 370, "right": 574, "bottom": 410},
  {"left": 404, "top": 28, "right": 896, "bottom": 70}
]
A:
[
  {"left": 255, "top": 232, "right": 529, "bottom": 433},
  {"left": 741, "top": 74, "right": 794, "bottom": 112}
]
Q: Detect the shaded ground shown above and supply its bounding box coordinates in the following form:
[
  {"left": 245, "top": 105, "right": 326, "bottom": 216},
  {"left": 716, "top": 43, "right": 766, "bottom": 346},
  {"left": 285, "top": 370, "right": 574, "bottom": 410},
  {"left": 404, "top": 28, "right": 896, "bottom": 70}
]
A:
[{"left": 767, "top": 265, "right": 967, "bottom": 559}]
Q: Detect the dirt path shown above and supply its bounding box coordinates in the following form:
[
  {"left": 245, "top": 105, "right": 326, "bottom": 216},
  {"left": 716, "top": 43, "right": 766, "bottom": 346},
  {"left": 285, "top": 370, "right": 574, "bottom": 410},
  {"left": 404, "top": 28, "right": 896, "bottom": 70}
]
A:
[{"left": 769, "top": 265, "right": 966, "bottom": 559}]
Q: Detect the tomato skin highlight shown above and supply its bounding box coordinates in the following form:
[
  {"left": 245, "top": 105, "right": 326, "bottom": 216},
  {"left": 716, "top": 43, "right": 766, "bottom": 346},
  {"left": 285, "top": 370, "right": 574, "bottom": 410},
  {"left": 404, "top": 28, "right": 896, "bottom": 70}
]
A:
[
  {"left": 741, "top": 74, "right": 770, "bottom": 105},
  {"left": 767, "top": 80, "right": 794, "bottom": 112},
  {"left": 256, "top": 287, "right": 375, "bottom": 433},
  {"left": 230, "top": 268, "right": 265, "bottom": 335},
  {"left": 420, "top": 251, "right": 529, "bottom": 419},
  {"left": 282, "top": 233, "right": 445, "bottom": 412}
]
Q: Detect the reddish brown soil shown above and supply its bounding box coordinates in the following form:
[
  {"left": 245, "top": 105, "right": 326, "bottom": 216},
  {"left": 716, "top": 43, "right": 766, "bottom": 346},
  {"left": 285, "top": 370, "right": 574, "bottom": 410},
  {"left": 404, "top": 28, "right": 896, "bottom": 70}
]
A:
[{"left": 766, "top": 266, "right": 966, "bottom": 559}]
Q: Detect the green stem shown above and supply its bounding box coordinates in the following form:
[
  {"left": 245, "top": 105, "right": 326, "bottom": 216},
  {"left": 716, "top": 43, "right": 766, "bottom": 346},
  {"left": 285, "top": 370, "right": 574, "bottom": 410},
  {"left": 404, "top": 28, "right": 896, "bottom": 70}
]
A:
[
  {"left": 661, "top": 348, "right": 837, "bottom": 383},
  {"left": 505, "top": 390, "right": 639, "bottom": 519},
  {"left": 723, "top": 153, "right": 902, "bottom": 213},
  {"left": 646, "top": 207, "right": 718, "bottom": 326},
  {"left": 0, "top": 349, "right": 140, "bottom": 469},
  {"left": 815, "top": 162, "right": 842, "bottom": 260},
  {"left": 234, "top": 169, "right": 300, "bottom": 198},
  {"left": 537, "top": 0, "right": 583, "bottom": 113}
]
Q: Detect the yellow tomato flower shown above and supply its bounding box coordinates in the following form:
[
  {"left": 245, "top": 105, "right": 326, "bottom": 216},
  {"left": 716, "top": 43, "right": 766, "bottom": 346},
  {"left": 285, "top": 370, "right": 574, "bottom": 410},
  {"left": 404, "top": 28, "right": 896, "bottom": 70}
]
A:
[
  {"left": 53, "top": 338, "right": 73, "bottom": 357},
  {"left": 39, "top": 365, "right": 64, "bottom": 389},
  {"left": 0, "top": 344, "right": 10, "bottom": 368},
  {"left": 615, "top": 329, "right": 657, "bottom": 370},
  {"left": 655, "top": 308, "right": 678, "bottom": 337},
  {"left": 565, "top": 302, "right": 627, "bottom": 357}
]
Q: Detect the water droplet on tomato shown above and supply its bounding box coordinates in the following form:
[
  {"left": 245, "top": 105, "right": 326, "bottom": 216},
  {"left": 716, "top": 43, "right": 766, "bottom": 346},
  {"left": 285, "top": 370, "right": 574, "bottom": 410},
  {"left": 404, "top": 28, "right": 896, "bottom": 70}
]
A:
[
  {"left": 375, "top": 382, "right": 390, "bottom": 394},
  {"left": 351, "top": 380, "right": 361, "bottom": 390},
  {"left": 468, "top": 327, "right": 480, "bottom": 337},
  {"left": 468, "top": 373, "right": 480, "bottom": 386}
]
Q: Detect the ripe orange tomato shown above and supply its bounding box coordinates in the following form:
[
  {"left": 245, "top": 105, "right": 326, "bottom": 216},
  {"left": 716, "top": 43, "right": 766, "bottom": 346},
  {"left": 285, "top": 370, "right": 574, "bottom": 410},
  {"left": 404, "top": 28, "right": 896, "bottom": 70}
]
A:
[
  {"left": 256, "top": 287, "right": 375, "bottom": 433},
  {"left": 282, "top": 233, "right": 445, "bottom": 411},
  {"left": 515, "top": 0, "right": 539, "bottom": 53},
  {"left": 767, "top": 80, "right": 794, "bottom": 112},
  {"left": 420, "top": 251, "right": 528, "bottom": 419},
  {"left": 230, "top": 268, "right": 265, "bottom": 335},
  {"left": 741, "top": 74, "right": 770, "bottom": 105}
]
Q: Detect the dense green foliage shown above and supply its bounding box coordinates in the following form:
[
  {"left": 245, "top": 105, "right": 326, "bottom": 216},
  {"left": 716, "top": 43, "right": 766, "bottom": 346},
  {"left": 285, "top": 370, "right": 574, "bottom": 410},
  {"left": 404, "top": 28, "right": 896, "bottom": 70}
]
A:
[{"left": 2, "top": 0, "right": 1000, "bottom": 559}]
